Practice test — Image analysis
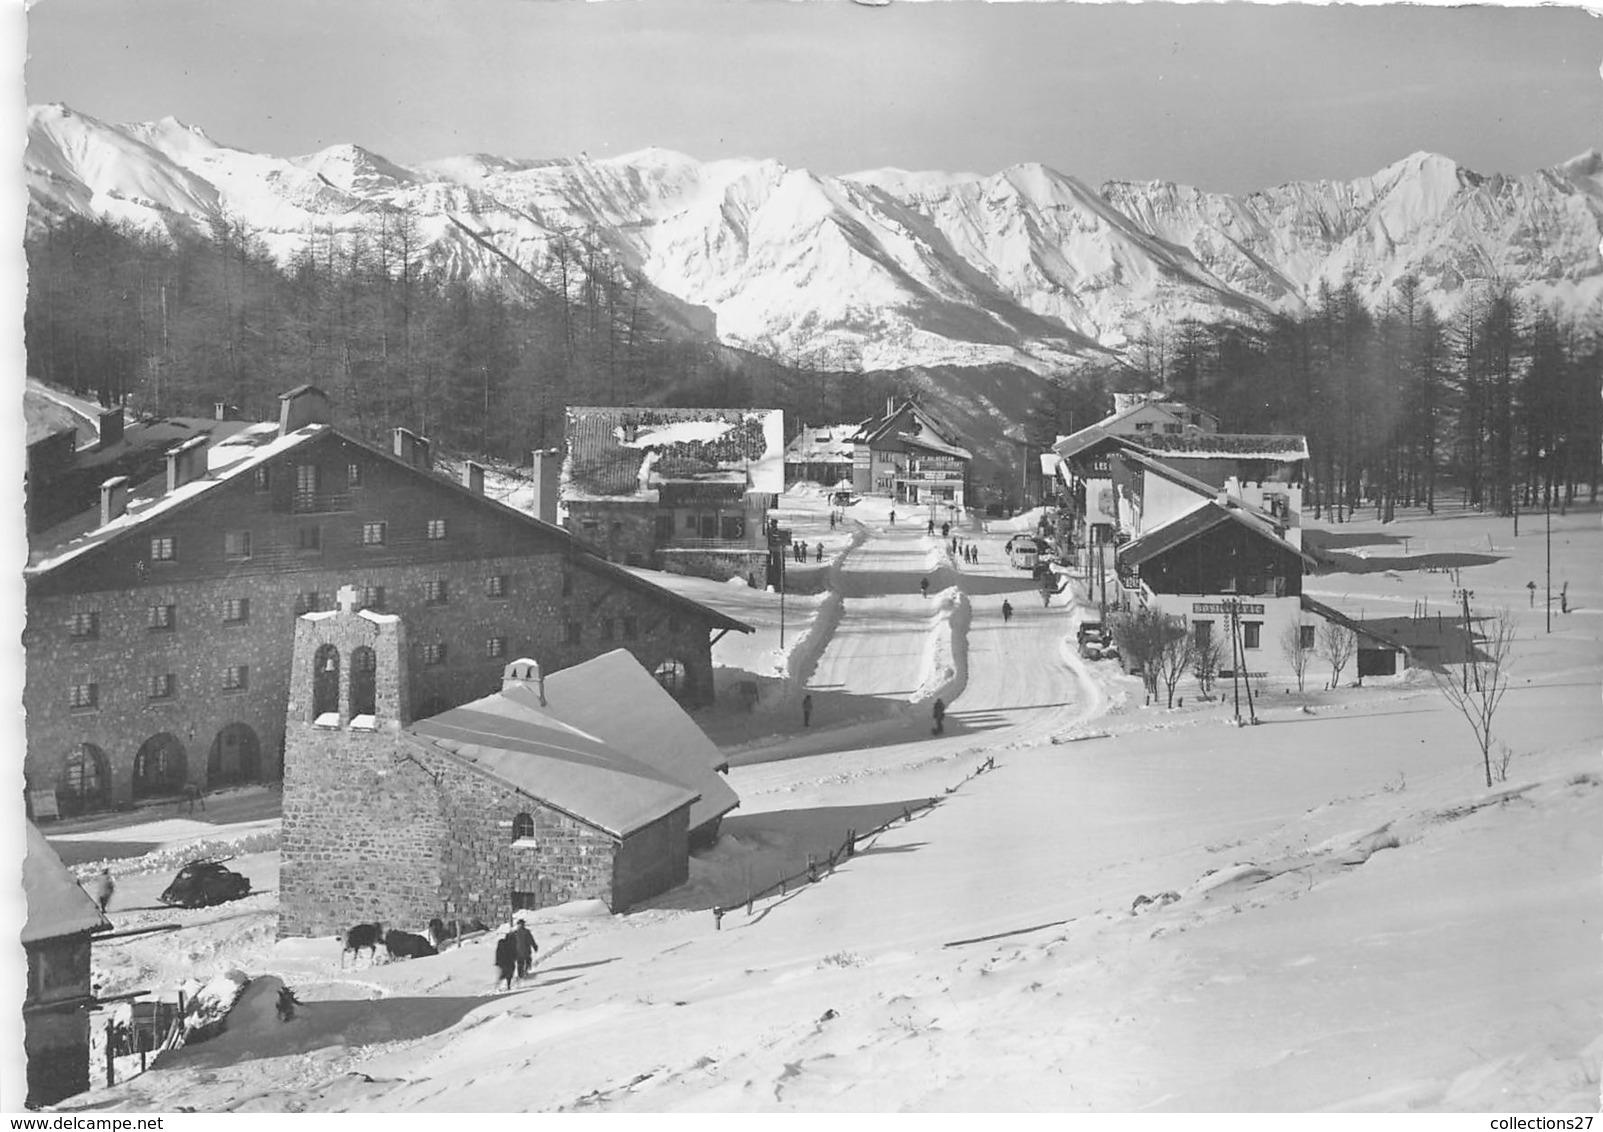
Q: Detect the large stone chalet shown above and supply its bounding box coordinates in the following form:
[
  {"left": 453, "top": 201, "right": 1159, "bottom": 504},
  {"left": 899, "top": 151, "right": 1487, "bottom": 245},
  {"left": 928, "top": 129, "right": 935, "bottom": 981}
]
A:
[
  {"left": 23, "top": 386, "right": 750, "bottom": 819},
  {"left": 849, "top": 399, "right": 972, "bottom": 509},
  {"left": 560, "top": 406, "right": 784, "bottom": 583}
]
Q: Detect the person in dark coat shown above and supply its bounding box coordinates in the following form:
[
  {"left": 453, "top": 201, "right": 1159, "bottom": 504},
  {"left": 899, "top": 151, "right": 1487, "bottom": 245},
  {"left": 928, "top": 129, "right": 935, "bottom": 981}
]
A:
[
  {"left": 932, "top": 697, "right": 946, "bottom": 735},
  {"left": 86, "top": 868, "right": 114, "bottom": 913},
  {"left": 1002, "top": 599, "right": 1013, "bottom": 624},
  {"left": 512, "top": 917, "right": 537, "bottom": 980},
  {"left": 494, "top": 931, "right": 518, "bottom": 991},
  {"left": 802, "top": 693, "right": 814, "bottom": 727},
  {"left": 920, "top": 577, "right": 930, "bottom": 598},
  {"left": 815, "top": 542, "right": 823, "bottom": 562}
]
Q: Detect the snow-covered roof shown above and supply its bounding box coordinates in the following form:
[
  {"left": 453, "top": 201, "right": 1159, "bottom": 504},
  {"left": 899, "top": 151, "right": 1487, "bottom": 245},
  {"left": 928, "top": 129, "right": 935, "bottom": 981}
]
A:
[
  {"left": 1119, "top": 498, "right": 1312, "bottom": 570},
  {"left": 1120, "top": 450, "right": 1285, "bottom": 531},
  {"left": 900, "top": 431, "right": 973, "bottom": 461},
  {"left": 26, "top": 422, "right": 321, "bottom": 574},
  {"left": 1128, "top": 432, "right": 1309, "bottom": 462},
  {"left": 562, "top": 407, "right": 785, "bottom": 501},
  {"left": 784, "top": 424, "right": 858, "bottom": 463},
  {"left": 409, "top": 695, "right": 701, "bottom": 840},
  {"left": 538, "top": 648, "right": 739, "bottom": 833},
  {"left": 23, "top": 822, "right": 109, "bottom": 945}
]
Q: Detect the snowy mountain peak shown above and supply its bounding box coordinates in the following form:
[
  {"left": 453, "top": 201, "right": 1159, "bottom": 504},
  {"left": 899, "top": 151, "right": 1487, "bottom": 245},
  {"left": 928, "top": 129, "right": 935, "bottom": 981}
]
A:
[
  {"left": 291, "top": 143, "right": 416, "bottom": 193},
  {"left": 23, "top": 103, "right": 1603, "bottom": 372}
]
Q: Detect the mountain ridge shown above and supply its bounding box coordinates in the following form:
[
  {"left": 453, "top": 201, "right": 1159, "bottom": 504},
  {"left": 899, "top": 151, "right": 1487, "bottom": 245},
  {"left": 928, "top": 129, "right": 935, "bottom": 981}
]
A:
[{"left": 25, "top": 103, "right": 1603, "bottom": 373}]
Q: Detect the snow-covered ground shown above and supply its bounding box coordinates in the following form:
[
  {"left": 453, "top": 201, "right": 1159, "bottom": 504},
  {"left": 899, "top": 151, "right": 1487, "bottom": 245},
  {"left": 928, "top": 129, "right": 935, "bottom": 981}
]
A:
[{"left": 37, "top": 494, "right": 1603, "bottom": 1113}]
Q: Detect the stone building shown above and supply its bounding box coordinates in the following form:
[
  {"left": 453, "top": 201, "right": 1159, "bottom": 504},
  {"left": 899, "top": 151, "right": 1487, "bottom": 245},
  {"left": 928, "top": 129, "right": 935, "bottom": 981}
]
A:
[
  {"left": 22, "top": 821, "right": 110, "bottom": 1107},
  {"left": 560, "top": 406, "right": 784, "bottom": 582},
  {"left": 23, "top": 386, "right": 749, "bottom": 818},
  {"left": 279, "top": 598, "right": 716, "bottom": 937}
]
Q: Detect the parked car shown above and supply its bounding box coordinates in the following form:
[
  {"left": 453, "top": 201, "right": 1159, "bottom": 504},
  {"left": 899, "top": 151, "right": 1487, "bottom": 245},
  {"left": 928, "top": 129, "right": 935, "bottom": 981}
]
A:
[{"left": 158, "top": 858, "right": 252, "bottom": 909}]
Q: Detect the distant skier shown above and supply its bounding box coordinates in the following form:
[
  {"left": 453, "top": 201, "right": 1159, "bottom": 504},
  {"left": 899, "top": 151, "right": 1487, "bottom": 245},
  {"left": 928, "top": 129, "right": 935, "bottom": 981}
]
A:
[
  {"left": 1002, "top": 599, "right": 1013, "bottom": 624},
  {"left": 931, "top": 698, "right": 946, "bottom": 735},
  {"left": 802, "top": 693, "right": 814, "bottom": 727}
]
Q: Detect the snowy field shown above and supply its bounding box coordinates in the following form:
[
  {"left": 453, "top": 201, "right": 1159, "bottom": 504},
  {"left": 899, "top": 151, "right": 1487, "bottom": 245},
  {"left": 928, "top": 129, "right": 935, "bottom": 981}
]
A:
[{"left": 38, "top": 491, "right": 1603, "bottom": 1113}]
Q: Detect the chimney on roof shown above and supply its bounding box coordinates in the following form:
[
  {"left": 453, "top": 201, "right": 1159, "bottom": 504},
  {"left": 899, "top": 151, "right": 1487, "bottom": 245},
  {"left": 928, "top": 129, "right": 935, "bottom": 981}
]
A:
[
  {"left": 165, "top": 435, "right": 207, "bottom": 493},
  {"left": 214, "top": 401, "right": 226, "bottom": 421},
  {"left": 886, "top": 395, "right": 895, "bottom": 419},
  {"left": 99, "top": 476, "right": 130, "bottom": 526},
  {"left": 462, "top": 461, "right": 485, "bottom": 495},
  {"left": 96, "top": 407, "right": 123, "bottom": 450},
  {"left": 392, "top": 427, "right": 431, "bottom": 471},
  {"left": 278, "top": 385, "right": 330, "bottom": 437},
  {"left": 528, "top": 448, "right": 560, "bottom": 525},
  {"left": 502, "top": 657, "right": 546, "bottom": 706}
]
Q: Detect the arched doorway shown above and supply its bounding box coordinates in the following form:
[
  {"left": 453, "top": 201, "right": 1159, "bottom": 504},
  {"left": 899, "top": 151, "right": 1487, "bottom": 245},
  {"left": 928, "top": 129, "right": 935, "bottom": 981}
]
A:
[
  {"left": 55, "top": 743, "right": 110, "bottom": 817},
  {"left": 207, "top": 723, "right": 261, "bottom": 787},
  {"left": 132, "top": 733, "right": 187, "bottom": 798},
  {"left": 313, "top": 644, "right": 341, "bottom": 719},
  {"left": 350, "top": 646, "right": 377, "bottom": 717}
]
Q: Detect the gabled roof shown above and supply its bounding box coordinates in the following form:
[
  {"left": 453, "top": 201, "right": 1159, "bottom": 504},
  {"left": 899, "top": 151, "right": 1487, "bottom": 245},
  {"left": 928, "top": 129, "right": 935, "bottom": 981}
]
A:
[
  {"left": 1124, "top": 432, "right": 1309, "bottom": 461},
  {"left": 901, "top": 431, "right": 973, "bottom": 461},
  {"left": 1118, "top": 499, "right": 1313, "bottom": 570},
  {"left": 1052, "top": 426, "right": 1139, "bottom": 464},
  {"left": 539, "top": 648, "right": 740, "bottom": 832},
  {"left": 853, "top": 400, "right": 965, "bottom": 454},
  {"left": 23, "top": 418, "right": 752, "bottom": 635},
  {"left": 1119, "top": 450, "right": 1286, "bottom": 532},
  {"left": 562, "top": 406, "right": 785, "bottom": 502},
  {"left": 410, "top": 698, "right": 700, "bottom": 840},
  {"left": 24, "top": 822, "right": 109, "bottom": 945}
]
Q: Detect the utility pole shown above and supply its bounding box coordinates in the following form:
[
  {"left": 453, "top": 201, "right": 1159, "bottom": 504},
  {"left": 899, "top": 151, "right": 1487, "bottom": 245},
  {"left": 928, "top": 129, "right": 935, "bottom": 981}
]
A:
[
  {"left": 1227, "top": 598, "right": 1242, "bottom": 724},
  {"left": 1543, "top": 447, "right": 1552, "bottom": 634}
]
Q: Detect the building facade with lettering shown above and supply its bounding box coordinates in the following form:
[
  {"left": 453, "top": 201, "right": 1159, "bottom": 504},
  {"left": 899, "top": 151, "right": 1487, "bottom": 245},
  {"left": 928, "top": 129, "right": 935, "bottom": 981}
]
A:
[
  {"left": 24, "top": 387, "right": 751, "bottom": 818},
  {"left": 849, "top": 399, "right": 972, "bottom": 509}
]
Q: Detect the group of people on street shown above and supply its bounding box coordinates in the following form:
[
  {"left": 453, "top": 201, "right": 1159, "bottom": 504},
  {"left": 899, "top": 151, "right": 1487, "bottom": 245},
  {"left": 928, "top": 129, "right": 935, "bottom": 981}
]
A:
[
  {"left": 493, "top": 916, "right": 538, "bottom": 991},
  {"left": 790, "top": 539, "right": 823, "bottom": 563}
]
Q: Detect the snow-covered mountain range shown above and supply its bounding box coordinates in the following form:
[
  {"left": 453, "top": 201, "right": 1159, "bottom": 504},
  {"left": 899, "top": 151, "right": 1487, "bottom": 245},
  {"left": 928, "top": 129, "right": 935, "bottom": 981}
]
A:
[{"left": 26, "top": 103, "right": 1603, "bottom": 373}]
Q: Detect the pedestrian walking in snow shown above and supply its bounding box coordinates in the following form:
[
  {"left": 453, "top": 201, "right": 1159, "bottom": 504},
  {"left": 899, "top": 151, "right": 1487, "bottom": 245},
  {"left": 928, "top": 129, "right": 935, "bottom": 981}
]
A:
[
  {"left": 941, "top": 522, "right": 950, "bottom": 539},
  {"left": 889, "top": 510, "right": 896, "bottom": 525},
  {"left": 815, "top": 542, "right": 823, "bottom": 562},
  {"left": 802, "top": 693, "right": 813, "bottom": 727},
  {"left": 920, "top": 577, "right": 930, "bottom": 599},
  {"left": 928, "top": 518, "right": 935, "bottom": 534},
  {"left": 86, "top": 868, "right": 114, "bottom": 913},
  {"left": 512, "top": 917, "right": 537, "bottom": 981},
  {"left": 1002, "top": 599, "right": 1013, "bottom": 624},
  {"left": 932, "top": 698, "right": 946, "bottom": 735},
  {"left": 494, "top": 931, "right": 517, "bottom": 991}
]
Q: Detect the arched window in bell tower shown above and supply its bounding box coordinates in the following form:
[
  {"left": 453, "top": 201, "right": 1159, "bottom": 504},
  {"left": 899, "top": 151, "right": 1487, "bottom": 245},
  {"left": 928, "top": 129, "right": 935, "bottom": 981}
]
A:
[
  {"left": 312, "top": 644, "right": 341, "bottom": 719},
  {"left": 350, "top": 646, "right": 377, "bottom": 718}
]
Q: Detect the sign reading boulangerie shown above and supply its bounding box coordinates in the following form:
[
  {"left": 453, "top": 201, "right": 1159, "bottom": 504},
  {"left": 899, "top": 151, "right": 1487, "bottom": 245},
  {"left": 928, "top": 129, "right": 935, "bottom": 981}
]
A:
[{"left": 1193, "top": 602, "right": 1265, "bottom": 615}]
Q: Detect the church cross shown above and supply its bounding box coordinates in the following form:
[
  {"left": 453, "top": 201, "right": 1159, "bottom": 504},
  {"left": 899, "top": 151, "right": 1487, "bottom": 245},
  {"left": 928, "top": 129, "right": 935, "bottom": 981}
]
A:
[{"left": 337, "top": 584, "right": 360, "bottom": 613}]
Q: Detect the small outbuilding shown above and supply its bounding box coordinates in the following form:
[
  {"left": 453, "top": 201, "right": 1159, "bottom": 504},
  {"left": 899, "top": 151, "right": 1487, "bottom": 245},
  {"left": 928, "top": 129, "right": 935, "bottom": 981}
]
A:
[{"left": 22, "top": 821, "right": 110, "bottom": 1108}]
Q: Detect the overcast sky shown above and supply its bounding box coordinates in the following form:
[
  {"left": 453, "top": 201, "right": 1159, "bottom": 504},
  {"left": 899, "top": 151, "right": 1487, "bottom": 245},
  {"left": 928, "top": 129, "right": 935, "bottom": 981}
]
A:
[{"left": 18, "top": 0, "right": 1603, "bottom": 193}]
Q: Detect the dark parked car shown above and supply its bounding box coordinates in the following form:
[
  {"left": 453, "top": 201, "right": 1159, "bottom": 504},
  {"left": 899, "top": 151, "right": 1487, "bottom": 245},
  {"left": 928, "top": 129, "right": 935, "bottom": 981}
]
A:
[{"left": 158, "top": 858, "right": 252, "bottom": 909}]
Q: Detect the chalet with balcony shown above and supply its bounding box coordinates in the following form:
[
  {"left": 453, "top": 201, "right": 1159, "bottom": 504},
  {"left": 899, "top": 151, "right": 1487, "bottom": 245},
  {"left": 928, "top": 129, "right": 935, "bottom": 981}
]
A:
[
  {"left": 561, "top": 407, "right": 784, "bottom": 583},
  {"left": 849, "top": 399, "right": 972, "bottom": 509}
]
